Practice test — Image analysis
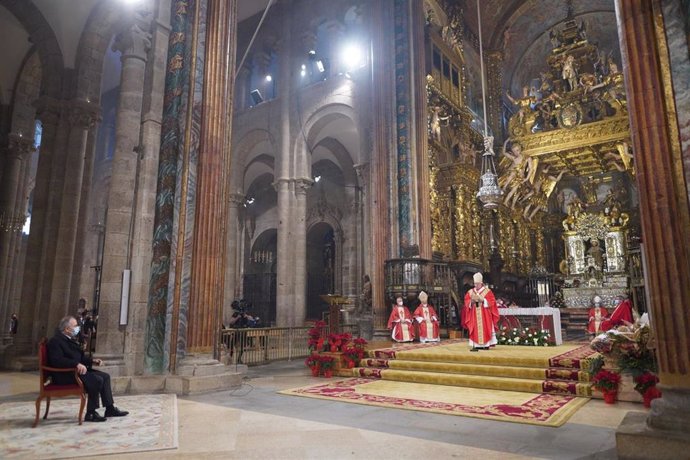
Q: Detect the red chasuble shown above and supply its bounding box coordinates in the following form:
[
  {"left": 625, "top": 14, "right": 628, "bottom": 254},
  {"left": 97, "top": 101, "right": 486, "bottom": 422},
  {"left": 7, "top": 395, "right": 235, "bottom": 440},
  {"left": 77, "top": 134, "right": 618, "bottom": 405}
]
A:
[
  {"left": 601, "top": 299, "right": 633, "bottom": 331},
  {"left": 587, "top": 306, "right": 609, "bottom": 334},
  {"left": 387, "top": 305, "right": 415, "bottom": 342},
  {"left": 413, "top": 304, "right": 440, "bottom": 342},
  {"left": 463, "top": 286, "right": 498, "bottom": 347}
]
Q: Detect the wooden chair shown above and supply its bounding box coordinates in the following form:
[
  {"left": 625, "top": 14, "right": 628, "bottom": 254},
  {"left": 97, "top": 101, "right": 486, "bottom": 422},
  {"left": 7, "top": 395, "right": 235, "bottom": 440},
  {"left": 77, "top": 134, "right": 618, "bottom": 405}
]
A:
[{"left": 33, "top": 337, "right": 86, "bottom": 427}]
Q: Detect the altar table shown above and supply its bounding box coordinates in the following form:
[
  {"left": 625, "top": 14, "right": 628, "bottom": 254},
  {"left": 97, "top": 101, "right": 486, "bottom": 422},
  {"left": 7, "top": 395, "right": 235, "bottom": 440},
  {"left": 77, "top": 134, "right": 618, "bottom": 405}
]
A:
[{"left": 498, "top": 307, "right": 563, "bottom": 345}]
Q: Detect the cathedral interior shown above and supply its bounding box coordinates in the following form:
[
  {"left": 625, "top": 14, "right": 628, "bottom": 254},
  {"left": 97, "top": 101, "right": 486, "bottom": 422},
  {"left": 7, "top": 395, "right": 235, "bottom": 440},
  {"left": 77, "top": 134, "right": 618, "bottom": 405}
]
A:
[{"left": 0, "top": 0, "right": 689, "bottom": 457}]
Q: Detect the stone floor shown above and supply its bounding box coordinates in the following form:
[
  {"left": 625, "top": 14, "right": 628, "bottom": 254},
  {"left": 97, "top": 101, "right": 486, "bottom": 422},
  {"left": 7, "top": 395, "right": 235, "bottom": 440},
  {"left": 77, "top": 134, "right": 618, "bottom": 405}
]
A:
[{"left": 0, "top": 360, "right": 646, "bottom": 459}]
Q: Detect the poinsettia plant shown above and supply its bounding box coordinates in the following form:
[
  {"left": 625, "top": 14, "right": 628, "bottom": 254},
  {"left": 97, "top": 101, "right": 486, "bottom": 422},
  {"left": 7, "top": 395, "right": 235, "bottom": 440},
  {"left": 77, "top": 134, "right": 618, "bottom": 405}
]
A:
[
  {"left": 307, "top": 321, "right": 327, "bottom": 352},
  {"left": 634, "top": 372, "right": 659, "bottom": 395},
  {"left": 304, "top": 354, "right": 320, "bottom": 368},
  {"left": 318, "top": 354, "right": 336, "bottom": 369},
  {"left": 327, "top": 332, "right": 352, "bottom": 352},
  {"left": 592, "top": 369, "right": 621, "bottom": 392}
]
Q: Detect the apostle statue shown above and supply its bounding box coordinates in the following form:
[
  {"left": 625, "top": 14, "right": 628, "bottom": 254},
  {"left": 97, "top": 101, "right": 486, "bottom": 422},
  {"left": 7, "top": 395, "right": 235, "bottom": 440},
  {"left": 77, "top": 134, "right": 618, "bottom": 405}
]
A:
[
  {"left": 414, "top": 291, "right": 440, "bottom": 343},
  {"left": 587, "top": 295, "right": 609, "bottom": 335},
  {"left": 463, "top": 273, "right": 499, "bottom": 351},
  {"left": 387, "top": 296, "right": 415, "bottom": 343}
]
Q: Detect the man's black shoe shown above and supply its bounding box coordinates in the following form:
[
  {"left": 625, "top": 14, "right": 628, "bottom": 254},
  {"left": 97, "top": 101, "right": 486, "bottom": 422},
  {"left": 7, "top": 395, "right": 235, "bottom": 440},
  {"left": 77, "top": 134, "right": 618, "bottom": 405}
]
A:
[
  {"left": 469, "top": 348, "right": 479, "bottom": 352},
  {"left": 105, "top": 406, "right": 129, "bottom": 417},
  {"left": 85, "top": 411, "right": 106, "bottom": 422}
]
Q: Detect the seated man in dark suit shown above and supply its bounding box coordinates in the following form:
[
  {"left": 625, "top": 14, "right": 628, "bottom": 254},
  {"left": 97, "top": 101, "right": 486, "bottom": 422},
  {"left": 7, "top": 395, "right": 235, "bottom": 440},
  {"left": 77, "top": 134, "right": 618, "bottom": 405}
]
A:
[{"left": 47, "top": 316, "right": 129, "bottom": 422}]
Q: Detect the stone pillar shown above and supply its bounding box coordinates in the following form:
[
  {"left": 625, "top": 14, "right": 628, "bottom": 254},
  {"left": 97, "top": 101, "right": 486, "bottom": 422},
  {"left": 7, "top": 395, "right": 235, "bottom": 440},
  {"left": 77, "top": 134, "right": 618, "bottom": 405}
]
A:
[
  {"left": 274, "top": 8, "right": 294, "bottom": 327},
  {"left": 293, "top": 179, "right": 311, "bottom": 326},
  {"left": 223, "top": 192, "right": 244, "bottom": 325},
  {"left": 614, "top": 1, "right": 690, "bottom": 457},
  {"left": 16, "top": 97, "right": 65, "bottom": 353},
  {"left": 98, "top": 18, "right": 151, "bottom": 362},
  {"left": 46, "top": 100, "right": 100, "bottom": 332},
  {"left": 0, "top": 133, "right": 33, "bottom": 331},
  {"left": 186, "top": 0, "right": 236, "bottom": 355},
  {"left": 123, "top": 0, "right": 172, "bottom": 375},
  {"left": 274, "top": 178, "right": 293, "bottom": 325}
]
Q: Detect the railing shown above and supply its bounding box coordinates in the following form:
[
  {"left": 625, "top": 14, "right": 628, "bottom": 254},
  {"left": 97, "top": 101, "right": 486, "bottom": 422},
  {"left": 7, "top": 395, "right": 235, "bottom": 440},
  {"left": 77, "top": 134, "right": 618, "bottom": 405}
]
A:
[{"left": 219, "top": 324, "right": 360, "bottom": 366}]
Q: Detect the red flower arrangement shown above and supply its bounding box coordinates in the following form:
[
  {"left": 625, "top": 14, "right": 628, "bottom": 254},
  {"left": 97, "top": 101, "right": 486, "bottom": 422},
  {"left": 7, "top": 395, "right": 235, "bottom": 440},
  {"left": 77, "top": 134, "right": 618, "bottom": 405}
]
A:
[
  {"left": 634, "top": 372, "right": 662, "bottom": 407},
  {"left": 318, "top": 355, "right": 336, "bottom": 377},
  {"left": 308, "top": 321, "right": 327, "bottom": 352},
  {"left": 592, "top": 369, "right": 622, "bottom": 392},
  {"left": 327, "top": 332, "right": 352, "bottom": 352}
]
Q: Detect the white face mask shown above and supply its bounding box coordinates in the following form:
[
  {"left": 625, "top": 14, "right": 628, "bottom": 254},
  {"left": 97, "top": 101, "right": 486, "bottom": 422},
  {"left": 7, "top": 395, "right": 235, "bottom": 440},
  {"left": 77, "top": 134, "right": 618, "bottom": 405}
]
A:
[
  {"left": 397, "top": 300, "right": 403, "bottom": 306},
  {"left": 71, "top": 325, "right": 80, "bottom": 338}
]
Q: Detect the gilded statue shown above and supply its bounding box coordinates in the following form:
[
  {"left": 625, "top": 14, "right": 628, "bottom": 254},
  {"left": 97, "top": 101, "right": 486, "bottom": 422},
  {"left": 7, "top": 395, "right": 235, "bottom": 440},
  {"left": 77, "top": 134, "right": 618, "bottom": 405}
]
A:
[
  {"left": 562, "top": 55, "right": 578, "bottom": 92},
  {"left": 505, "top": 86, "right": 536, "bottom": 133}
]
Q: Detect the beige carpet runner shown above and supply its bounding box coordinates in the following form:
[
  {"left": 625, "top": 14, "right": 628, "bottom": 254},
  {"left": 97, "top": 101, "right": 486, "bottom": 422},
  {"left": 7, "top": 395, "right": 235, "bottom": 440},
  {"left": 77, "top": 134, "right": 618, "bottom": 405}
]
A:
[
  {"left": 280, "top": 378, "right": 589, "bottom": 427},
  {"left": 348, "top": 341, "right": 595, "bottom": 397}
]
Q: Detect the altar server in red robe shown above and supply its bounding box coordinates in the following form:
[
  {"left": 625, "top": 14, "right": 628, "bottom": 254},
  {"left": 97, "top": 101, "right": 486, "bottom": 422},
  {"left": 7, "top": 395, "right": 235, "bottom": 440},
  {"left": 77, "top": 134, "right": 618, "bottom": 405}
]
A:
[
  {"left": 414, "top": 291, "right": 440, "bottom": 343},
  {"left": 387, "top": 297, "right": 415, "bottom": 342},
  {"left": 601, "top": 295, "right": 634, "bottom": 331},
  {"left": 587, "top": 295, "right": 609, "bottom": 335},
  {"left": 463, "top": 273, "right": 499, "bottom": 351}
]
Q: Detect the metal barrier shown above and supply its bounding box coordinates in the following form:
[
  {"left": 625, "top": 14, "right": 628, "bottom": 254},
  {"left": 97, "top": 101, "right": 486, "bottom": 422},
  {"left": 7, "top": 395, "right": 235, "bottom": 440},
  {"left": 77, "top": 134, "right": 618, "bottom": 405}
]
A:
[{"left": 219, "top": 324, "right": 360, "bottom": 366}]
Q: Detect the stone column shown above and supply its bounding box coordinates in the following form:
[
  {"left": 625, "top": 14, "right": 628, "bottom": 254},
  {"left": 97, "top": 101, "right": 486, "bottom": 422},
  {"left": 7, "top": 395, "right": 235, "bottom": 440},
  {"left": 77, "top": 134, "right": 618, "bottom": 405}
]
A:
[
  {"left": 46, "top": 100, "right": 100, "bottom": 332},
  {"left": 123, "top": 0, "right": 172, "bottom": 375},
  {"left": 15, "top": 97, "right": 65, "bottom": 353},
  {"left": 0, "top": 133, "right": 33, "bottom": 331},
  {"left": 274, "top": 178, "right": 293, "bottom": 325},
  {"left": 614, "top": 0, "right": 690, "bottom": 457},
  {"left": 98, "top": 18, "right": 151, "bottom": 363},
  {"left": 274, "top": 8, "right": 294, "bottom": 327},
  {"left": 223, "top": 192, "right": 244, "bottom": 325},
  {"left": 186, "top": 0, "right": 236, "bottom": 355},
  {"left": 293, "top": 178, "right": 311, "bottom": 326}
]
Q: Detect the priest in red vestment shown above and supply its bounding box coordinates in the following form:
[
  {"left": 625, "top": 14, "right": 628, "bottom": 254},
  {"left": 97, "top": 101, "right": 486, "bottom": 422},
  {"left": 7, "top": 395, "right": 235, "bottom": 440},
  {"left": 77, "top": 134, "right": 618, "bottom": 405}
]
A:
[
  {"left": 414, "top": 291, "right": 440, "bottom": 343},
  {"left": 387, "top": 297, "right": 415, "bottom": 342},
  {"left": 463, "top": 273, "right": 499, "bottom": 351},
  {"left": 587, "top": 295, "right": 608, "bottom": 335},
  {"left": 601, "top": 296, "right": 634, "bottom": 331}
]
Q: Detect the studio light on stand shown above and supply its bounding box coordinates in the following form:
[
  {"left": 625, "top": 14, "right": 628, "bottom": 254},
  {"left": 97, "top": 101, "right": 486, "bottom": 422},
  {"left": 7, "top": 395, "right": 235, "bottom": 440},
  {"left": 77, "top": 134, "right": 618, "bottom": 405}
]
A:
[{"left": 474, "top": 0, "right": 502, "bottom": 210}]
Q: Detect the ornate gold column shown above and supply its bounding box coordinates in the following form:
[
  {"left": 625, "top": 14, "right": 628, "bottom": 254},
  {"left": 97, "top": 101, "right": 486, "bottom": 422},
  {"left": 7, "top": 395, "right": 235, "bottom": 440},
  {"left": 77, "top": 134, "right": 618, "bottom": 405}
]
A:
[
  {"left": 187, "top": 0, "right": 237, "bottom": 354},
  {"left": 615, "top": 0, "right": 690, "bottom": 456}
]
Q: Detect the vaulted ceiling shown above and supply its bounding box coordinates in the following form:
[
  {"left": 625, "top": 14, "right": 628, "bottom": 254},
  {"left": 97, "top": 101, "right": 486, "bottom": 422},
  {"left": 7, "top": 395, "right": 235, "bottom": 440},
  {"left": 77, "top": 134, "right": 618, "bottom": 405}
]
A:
[{"left": 462, "top": 0, "right": 620, "bottom": 94}]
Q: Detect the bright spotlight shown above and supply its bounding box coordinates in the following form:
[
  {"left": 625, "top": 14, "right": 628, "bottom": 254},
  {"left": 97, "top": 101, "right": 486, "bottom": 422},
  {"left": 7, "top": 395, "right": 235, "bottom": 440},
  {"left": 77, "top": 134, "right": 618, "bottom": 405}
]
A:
[
  {"left": 314, "top": 175, "right": 321, "bottom": 183},
  {"left": 300, "top": 69, "right": 307, "bottom": 77},
  {"left": 341, "top": 44, "right": 365, "bottom": 71},
  {"left": 265, "top": 74, "right": 272, "bottom": 82},
  {"left": 301, "top": 64, "right": 306, "bottom": 70},
  {"left": 316, "top": 60, "right": 325, "bottom": 73}
]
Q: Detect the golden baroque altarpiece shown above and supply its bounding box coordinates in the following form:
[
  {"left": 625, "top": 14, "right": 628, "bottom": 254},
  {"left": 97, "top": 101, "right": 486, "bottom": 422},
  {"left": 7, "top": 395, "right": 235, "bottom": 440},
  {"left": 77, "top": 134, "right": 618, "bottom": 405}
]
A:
[{"left": 424, "top": 3, "right": 640, "bottom": 306}]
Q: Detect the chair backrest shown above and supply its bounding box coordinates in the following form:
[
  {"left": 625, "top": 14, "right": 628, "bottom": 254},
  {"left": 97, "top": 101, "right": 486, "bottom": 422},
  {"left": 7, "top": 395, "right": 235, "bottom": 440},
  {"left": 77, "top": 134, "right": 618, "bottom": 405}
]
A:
[{"left": 37, "top": 338, "right": 48, "bottom": 387}]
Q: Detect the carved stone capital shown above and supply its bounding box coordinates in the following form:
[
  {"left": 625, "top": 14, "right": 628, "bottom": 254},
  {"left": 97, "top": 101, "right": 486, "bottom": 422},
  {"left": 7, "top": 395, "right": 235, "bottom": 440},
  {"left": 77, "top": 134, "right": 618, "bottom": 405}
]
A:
[
  {"left": 113, "top": 19, "right": 153, "bottom": 62},
  {"left": 68, "top": 100, "right": 102, "bottom": 129},
  {"left": 7, "top": 133, "right": 35, "bottom": 160},
  {"left": 294, "top": 178, "right": 313, "bottom": 196}
]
